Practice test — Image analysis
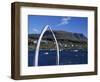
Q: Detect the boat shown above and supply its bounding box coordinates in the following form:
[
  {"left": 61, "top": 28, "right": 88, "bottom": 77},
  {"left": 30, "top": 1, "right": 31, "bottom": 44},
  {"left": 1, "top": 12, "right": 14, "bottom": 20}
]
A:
[
  {"left": 44, "top": 52, "right": 49, "bottom": 55},
  {"left": 73, "top": 50, "right": 79, "bottom": 52}
]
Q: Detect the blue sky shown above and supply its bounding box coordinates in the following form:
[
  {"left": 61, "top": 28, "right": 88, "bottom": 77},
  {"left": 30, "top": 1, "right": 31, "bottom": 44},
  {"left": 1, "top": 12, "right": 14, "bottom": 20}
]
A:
[{"left": 28, "top": 15, "right": 88, "bottom": 37}]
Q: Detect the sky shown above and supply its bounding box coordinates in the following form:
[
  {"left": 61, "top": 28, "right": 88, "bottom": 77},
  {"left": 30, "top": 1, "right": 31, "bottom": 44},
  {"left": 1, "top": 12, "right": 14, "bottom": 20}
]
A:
[{"left": 28, "top": 15, "right": 88, "bottom": 37}]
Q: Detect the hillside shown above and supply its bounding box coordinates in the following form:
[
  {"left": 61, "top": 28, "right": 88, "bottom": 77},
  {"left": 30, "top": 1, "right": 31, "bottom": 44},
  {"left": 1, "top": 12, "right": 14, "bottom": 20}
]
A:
[{"left": 29, "top": 30, "right": 87, "bottom": 43}]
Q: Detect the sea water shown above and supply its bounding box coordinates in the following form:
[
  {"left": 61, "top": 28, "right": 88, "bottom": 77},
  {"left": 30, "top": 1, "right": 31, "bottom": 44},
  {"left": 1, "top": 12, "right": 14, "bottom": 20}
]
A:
[{"left": 28, "top": 49, "right": 87, "bottom": 66}]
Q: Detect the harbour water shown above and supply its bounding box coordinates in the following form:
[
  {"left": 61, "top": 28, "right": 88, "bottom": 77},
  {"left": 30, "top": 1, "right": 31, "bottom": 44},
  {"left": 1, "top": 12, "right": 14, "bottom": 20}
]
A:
[{"left": 28, "top": 49, "right": 88, "bottom": 66}]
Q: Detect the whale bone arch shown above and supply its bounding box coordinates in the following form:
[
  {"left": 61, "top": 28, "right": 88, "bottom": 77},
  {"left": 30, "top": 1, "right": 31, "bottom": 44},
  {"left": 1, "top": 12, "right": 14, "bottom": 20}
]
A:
[{"left": 34, "top": 25, "right": 60, "bottom": 66}]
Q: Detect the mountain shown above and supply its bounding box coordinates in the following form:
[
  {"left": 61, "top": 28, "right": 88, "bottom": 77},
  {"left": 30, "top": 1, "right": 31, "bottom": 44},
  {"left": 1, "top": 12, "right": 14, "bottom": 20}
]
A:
[{"left": 28, "top": 30, "right": 87, "bottom": 43}]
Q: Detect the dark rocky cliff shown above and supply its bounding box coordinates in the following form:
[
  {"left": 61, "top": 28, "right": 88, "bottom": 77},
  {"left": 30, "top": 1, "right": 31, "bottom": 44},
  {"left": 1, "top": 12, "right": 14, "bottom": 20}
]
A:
[{"left": 29, "top": 30, "right": 87, "bottom": 43}]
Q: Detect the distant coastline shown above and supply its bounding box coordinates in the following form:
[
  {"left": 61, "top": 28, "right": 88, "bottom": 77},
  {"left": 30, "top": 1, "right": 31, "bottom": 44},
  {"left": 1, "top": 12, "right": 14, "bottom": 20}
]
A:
[{"left": 28, "top": 30, "right": 87, "bottom": 50}]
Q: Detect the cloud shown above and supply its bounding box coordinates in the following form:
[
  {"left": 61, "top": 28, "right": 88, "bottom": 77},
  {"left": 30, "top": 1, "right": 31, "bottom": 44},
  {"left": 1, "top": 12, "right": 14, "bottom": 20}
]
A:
[
  {"left": 33, "top": 28, "right": 39, "bottom": 33},
  {"left": 56, "top": 17, "right": 71, "bottom": 27}
]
